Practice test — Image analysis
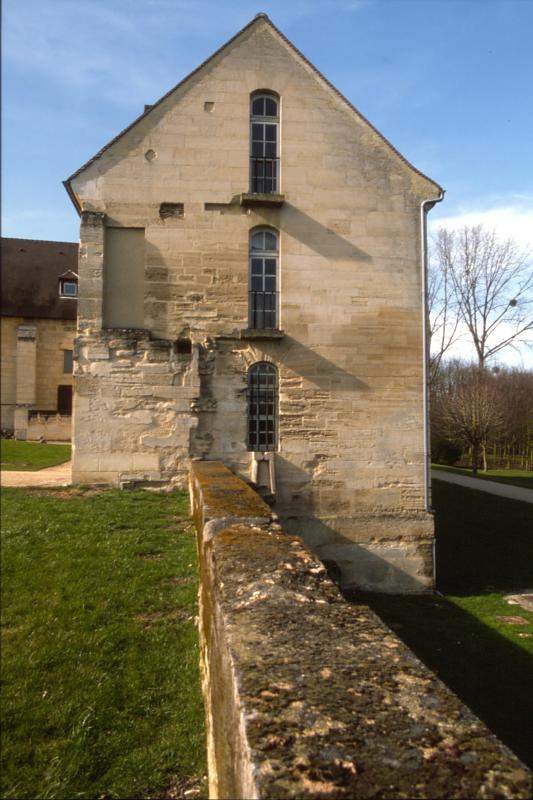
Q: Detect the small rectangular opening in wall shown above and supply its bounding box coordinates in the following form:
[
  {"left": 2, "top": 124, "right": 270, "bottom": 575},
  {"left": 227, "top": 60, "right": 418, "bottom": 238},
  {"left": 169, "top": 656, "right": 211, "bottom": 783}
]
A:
[
  {"left": 160, "top": 203, "right": 184, "bottom": 220},
  {"left": 57, "top": 385, "right": 73, "bottom": 415},
  {"left": 63, "top": 349, "right": 73, "bottom": 374},
  {"left": 176, "top": 338, "right": 192, "bottom": 355}
]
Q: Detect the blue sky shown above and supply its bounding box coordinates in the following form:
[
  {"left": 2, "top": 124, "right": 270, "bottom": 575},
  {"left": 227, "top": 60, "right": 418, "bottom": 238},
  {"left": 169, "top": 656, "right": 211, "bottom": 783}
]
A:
[{"left": 3, "top": 0, "right": 533, "bottom": 249}]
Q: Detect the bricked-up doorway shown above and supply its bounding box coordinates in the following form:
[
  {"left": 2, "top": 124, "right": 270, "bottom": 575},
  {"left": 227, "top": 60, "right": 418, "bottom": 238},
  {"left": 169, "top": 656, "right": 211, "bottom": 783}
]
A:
[{"left": 57, "top": 385, "right": 73, "bottom": 415}]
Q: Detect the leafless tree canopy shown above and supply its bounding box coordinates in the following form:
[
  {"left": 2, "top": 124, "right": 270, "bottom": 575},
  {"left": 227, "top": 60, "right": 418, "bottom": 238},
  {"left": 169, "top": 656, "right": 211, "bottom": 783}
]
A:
[
  {"left": 431, "top": 361, "right": 504, "bottom": 473},
  {"left": 430, "top": 225, "right": 532, "bottom": 368},
  {"left": 431, "top": 361, "right": 533, "bottom": 473},
  {"left": 427, "top": 245, "right": 459, "bottom": 380}
]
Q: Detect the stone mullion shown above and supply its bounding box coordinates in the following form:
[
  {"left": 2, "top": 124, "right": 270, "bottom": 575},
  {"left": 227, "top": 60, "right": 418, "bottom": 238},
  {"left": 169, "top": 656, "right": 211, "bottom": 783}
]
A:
[{"left": 14, "top": 324, "right": 37, "bottom": 439}]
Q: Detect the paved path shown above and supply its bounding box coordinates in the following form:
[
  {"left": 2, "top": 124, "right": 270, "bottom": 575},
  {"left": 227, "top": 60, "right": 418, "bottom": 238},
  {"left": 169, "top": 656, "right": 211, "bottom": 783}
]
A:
[
  {"left": 1, "top": 461, "right": 72, "bottom": 488},
  {"left": 431, "top": 469, "right": 533, "bottom": 504}
]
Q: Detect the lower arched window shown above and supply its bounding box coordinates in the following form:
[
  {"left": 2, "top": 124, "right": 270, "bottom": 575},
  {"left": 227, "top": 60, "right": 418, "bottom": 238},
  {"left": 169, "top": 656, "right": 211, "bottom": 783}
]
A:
[{"left": 247, "top": 362, "right": 277, "bottom": 452}]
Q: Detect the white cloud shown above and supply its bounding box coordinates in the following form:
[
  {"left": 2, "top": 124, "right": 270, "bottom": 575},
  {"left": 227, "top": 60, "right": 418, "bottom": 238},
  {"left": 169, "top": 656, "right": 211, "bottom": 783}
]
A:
[
  {"left": 2, "top": 0, "right": 369, "bottom": 108},
  {"left": 430, "top": 198, "right": 533, "bottom": 252},
  {"left": 438, "top": 325, "right": 533, "bottom": 369},
  {"left": 429, "top": 196, "right": 533, "bottom": 368}
]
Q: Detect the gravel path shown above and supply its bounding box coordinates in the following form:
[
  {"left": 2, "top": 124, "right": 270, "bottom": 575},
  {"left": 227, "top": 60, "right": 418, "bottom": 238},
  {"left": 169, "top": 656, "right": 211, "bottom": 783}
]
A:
[
  {"left": 1, "top": 461, "right": 72, "bottom": 488},
  {"left": 432, "top": 469, "right": 533, "bottom": 504}
]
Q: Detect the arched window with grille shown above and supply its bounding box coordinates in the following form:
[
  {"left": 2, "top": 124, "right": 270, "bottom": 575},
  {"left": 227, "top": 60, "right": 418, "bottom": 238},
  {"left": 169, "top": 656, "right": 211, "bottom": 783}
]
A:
[
  {"left": 249, "top": 228, "right": 278, "bottom": 330},
  {"left": 247, "top": 362, "right": 278, "bottom": 452},
  {"left": 250, "top": 92, "right": 279, "bottom": 194}
]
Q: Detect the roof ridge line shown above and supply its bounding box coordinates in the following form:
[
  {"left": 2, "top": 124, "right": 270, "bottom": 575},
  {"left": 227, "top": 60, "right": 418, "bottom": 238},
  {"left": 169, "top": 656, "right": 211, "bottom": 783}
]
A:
[
  {"left": 265, "top": 18, "right": 442, "bottom": 193},
  {"left": 63, "top": 14, "right": 265, "bottom": 210},
  {"left": 1, "top": 236, "right": 78, "bottom": 246}
]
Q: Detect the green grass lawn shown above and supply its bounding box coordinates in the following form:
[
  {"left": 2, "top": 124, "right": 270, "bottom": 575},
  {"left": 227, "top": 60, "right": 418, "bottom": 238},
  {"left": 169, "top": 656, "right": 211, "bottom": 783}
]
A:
[
  {"left": 432, "top": 479, "right": 533, "bottom": 593},
  {"left": 432, "top": 463, "right": 533, "bottom": 490},
  {"left": 358, "top": 592, "right": 533, "bottom": 769},
  {"left": 1, "top": 487, "right": 205, "bottom": 800},
  {"left": 0, "top": 440, "right": 71, "bottom": 471}
]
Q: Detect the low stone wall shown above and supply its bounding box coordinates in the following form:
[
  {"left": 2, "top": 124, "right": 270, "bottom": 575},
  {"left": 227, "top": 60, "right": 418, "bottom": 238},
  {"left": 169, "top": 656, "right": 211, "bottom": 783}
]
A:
[
  {"left": 26, "top": 413, "right": 72, "bottom": 442},
  {"left": 191, "top": 460, "right": 531, "bottom": 800}
]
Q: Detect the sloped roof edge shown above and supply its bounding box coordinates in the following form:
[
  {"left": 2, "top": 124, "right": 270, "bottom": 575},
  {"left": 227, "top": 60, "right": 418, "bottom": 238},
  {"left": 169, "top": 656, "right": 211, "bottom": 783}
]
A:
[
  {"left": 1, "top": 237, "right": 78, "bottom": 320},
  {"left": 63, "top": 13, "right": 442, "bottom": 213}
]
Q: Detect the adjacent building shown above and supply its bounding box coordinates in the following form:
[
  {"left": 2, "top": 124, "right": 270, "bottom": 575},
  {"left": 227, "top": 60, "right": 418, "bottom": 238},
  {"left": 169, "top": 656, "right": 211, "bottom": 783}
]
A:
[
  {"left": 63, "top": 14, "right": 443, "bottom": 591},
  {"left": 1, "top": 237, "right": 78, "bottom": 440}
]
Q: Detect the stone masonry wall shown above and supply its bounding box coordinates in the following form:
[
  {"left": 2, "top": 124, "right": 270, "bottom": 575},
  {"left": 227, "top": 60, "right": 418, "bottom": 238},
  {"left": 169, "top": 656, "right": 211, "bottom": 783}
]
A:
[
  {"left": 70, "top": 16, "right": 441, "bottom": 588},
  {"left": 73, "top": 328, "right": 199, "bottom": 486},
  {"left": 191, "top": 461, "right": 531, "bottom": 800},
  {"left": 26, "top": 414, "right": 72, "bottom": 442},
  {"left": 35, "top": 319, "right": 75, "bottom": 411},
  {"left": 0, "top": 317, "right": 18, "bottom": 431},
  {"left": 1, "top": 316, "right": 75, "bottom": 435}
]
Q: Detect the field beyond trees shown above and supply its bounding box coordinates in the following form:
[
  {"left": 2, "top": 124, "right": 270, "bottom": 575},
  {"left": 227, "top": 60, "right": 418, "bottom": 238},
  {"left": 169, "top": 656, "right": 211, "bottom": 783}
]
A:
[{"left": 1, "top": 487, "right": 205, "bottom": 800}]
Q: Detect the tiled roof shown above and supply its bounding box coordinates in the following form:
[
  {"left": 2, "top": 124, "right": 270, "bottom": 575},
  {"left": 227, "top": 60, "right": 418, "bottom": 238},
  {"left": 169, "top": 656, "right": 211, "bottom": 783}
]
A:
[{"left": 1, "top": 237, "right": 78, "bottom": 320}]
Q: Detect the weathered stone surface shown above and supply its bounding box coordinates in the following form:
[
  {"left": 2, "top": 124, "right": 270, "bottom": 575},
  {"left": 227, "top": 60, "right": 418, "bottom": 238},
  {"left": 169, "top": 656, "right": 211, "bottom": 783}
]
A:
[
  {"left": 67, "top": 15, "right": 443, "bottom": 587},
  {"left": 192, "top": 463, "right": 532, "bottom": 799},
  {"left": 1, "top": 316, "right": 75, "bottom": 438},
  {"left": 190, "top": 460, "right": 272, "bottom": 539},
  {"left": 72, "top": 328, "right": 199, "bottom": 486}
]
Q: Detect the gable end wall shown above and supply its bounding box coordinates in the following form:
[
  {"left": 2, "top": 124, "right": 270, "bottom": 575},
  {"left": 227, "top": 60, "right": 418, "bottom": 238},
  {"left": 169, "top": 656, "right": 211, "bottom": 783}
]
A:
[{"left": 70, "top": 21, "right": 439, "bottom": 592}]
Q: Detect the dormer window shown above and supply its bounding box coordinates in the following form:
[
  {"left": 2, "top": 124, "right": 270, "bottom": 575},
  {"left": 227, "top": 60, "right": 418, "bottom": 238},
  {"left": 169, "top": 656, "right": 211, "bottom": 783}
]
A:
[
  {"left": 59, "top": 278, "right": 78, "bottom": 298},
  {"left": 250, "top": 92, "right": 279, "bottom": 194}
]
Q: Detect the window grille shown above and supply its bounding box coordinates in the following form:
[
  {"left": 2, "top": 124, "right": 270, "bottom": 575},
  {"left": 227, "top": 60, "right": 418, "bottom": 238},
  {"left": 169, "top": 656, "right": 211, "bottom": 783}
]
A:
[
  {"left": 247, "top": 362, "right": 278, "bottom": 452},
  {"left": 249, "top": 228, "right": 278, "bottom": 329},
  {"left": 250, "top": 93, "right": 279, "bottom": 194}
]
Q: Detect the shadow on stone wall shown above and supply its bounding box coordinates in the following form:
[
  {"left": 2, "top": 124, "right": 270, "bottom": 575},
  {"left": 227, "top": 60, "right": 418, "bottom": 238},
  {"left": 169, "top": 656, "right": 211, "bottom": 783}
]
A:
[
  {"left": 272, "top": 335, "right": 370, "bottom": 391},
  {"left": 274, "top": 454, "right": 432, "bottom": 594},
  {"left": 244, "top": 335, "right": 370, "bottom": 396},
  {"left": 281, "top": 512, "right": 432, "bottom": 594},
  {"left": 276, "top": 202, "right": 373, "bottom": 263}
]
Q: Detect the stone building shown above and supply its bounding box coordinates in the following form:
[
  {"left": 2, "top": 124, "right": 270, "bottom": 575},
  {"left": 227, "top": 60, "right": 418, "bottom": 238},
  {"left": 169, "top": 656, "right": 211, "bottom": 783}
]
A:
[
  {"left": 64, "top": 14, "right": 443, "bottom": 592},
  {"left": 1, "top": 237, "right": 78, "bottom": 440}
]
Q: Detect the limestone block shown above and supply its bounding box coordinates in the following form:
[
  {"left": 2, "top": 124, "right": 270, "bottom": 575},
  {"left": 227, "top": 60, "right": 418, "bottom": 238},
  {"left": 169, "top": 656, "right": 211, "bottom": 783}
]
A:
[
  {"left": 319, "top": 540, "right": 434, "bottom": 593},
  {"left": 98, "top": 453, "right": 134, "bottom": 471},
  {"left": 13, "top": 407, "right": 29, "bottom": 440},
  {"left": 132, "top": 453, "right": 160, "bottom": 470},
  {"left": 72, "top": 453, "right": 100, "bottom": 472}
]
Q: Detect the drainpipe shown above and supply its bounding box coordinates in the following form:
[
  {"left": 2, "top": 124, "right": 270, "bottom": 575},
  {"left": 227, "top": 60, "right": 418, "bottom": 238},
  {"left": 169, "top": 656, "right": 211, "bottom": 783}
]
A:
[{"left": 420, "top": 190, "right": 445, "bottom": 515}]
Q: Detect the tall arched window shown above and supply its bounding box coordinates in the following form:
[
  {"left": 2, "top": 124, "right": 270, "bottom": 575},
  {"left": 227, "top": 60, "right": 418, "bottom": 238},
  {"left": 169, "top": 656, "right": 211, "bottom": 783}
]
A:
[
  {"left": 247, "top": 362, "right": 278, "bottom": 452},
  {"left": 250, "top": 92, "right": 279, "bottom": 194},
  {"left": 249, "top": 228, "right": 278, "bottom": 330}
]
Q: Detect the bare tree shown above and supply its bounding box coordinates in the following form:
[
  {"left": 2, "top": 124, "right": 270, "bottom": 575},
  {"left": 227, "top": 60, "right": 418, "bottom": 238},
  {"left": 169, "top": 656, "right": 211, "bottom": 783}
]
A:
[
  {"left": 432, "top": 362, "right": 503, "bottom": 474},
  {"left": 492, "top": 367, "right": 533, "bottom": 469},
  {"left": 434, "top": 225, "right": 533, "bottom": 367},
  {"left": 428, "top": 236, "right": 460, "bottom": 382}
]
